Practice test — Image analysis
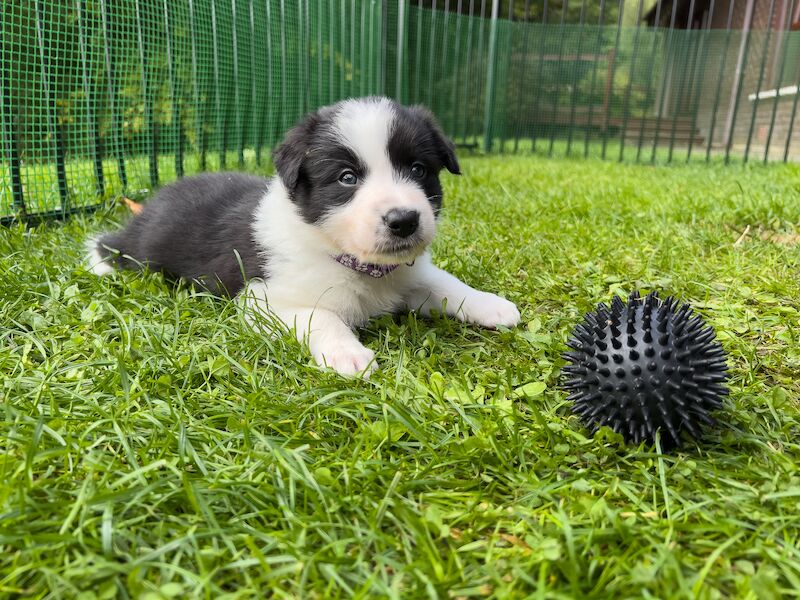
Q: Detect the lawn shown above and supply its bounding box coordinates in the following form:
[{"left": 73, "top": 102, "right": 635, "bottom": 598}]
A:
[{"left": 1, "top": 155, "right": 799, "bottom": 598}]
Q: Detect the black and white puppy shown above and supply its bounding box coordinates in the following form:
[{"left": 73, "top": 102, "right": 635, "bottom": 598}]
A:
[{"left": 87, "top": 97, "right": 520, "bottom": 375}]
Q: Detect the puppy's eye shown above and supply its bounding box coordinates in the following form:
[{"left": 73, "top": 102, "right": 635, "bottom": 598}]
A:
[
  {"left": 338, "top": 170, "right": 358, "bottom": 186},
  {"left": 410, "top": 162, "right": 427, "bottom": 179}
]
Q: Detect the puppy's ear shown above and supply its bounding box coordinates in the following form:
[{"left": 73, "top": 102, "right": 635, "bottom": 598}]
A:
[
  {"left": 411, "top": 105, "right": 461, "bottom": 175},
  {"left": 272, "top": 111, "right": 323, "bottom": 191}
]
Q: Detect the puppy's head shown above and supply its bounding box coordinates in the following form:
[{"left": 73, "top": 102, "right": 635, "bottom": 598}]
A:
[{"left": 272, "top": 97, "right": 460, "bottom": 265}]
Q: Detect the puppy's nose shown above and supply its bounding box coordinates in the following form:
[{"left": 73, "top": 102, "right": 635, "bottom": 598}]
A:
[{"left": 383, "top": 208, "right": 419, "bottom": 238}]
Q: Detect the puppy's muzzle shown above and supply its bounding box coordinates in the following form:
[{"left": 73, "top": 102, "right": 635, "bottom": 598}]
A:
[{"left": 383, "top": 208, "right": 419, "bottom": 239}]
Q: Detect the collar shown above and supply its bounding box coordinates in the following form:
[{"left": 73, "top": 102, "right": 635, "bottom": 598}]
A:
[{"left": 334, "top": 254, "right": 399, "bottom": 278}]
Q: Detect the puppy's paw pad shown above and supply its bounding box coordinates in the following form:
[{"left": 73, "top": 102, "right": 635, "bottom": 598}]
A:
[
  {"left": 464, "top": 293, "right": 521, "bottom": 329},
  {"left": 315, "top": 344, "right": 377, "bottom": 377}
]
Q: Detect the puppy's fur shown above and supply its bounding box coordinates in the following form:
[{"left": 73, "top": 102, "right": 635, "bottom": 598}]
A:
[{"left": 88, "top": 97, "right": 520, "bottom": 375}]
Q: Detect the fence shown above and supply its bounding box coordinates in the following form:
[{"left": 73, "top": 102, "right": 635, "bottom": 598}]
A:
[
  {"left": 1, "top": 0, "right": 385, "bottom": 221},
  {"left": 398, "top": 0, "right": 800, "bottom": 163},
  {"left": 2, "top": 0, "right": 799, "bottom": 222}
]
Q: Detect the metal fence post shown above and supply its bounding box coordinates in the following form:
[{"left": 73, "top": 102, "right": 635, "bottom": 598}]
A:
[
  {"left": 249, "top": 0, "right": 261, "bottom": 165},
  {"left": 763, "top": 0, "right": 793, "bottom": 163},
  {"left": 743, "top": 0, "right": 778, "bottom": 163},
  {"left": 135, "top": 0, "right": 158, "bottom": 187},
  {"left": 77, "top": 0, "right": 105, "bottom": 196},
  {"left": 317, "top": 2, "right": 323, "bottom": 103},
  {"left": 667, "top": 0, "right": 697, "bottom": 163},
  {"left": 280, "top": 0, "right": 288, "bottom": 131},
  {"left": 462, "top": 0, "right": 477, "bottom": 142},
  {"left": 232, "top": 0, "right": 244, "bottom": 169},
  {"left": 783, "top": 71, "right": 800, "bottom": 162},
  {"left": 618, "top": 0, "right": 644, "bottom": 162},
  {"left": 636, "top": 0, "right": 662, "bottom": 162},
  {"left": 548, "top": 0, "right": 569, "bottom": 157},
  {"left": 349, "top": 0, "right": 356, "bottom": 99},
  {"left": 426, "top": 1, "right": 438, "bottom": 109},
  {"left": 211, "top": 0, "right": 225, "bottom": 169},
  {"left": 451, "top": 0, "right": 464, "bottom": 142},
  {"left": 265, "top": 0, "right": 276, "bottom": 145},
  {"left": 483, "top": 0, "right": 500, "bottom": 153},
  {"left": 724, "top": 0, "right": 755, "bottom": 163},
  {"left": 366, "top": 0, "right": 375, "bottom": 96},
  {"left": 566, "top": 0, "right": 588, "bottom": 157},
  {"left": 512, "top": 0, "right": 531, "bottom": 153},
  {"left": 328, "top": 2, "right": 335, "bottom": 104},
  {"left": 442, "top": 0, "right": 452, "bottom": 132},
  {"left": 414, "top": 1, "right": 423, "bottom": 105},
  {"left": 380, "top": 0, "right": 388, "bottom": 95},
  {"left": 35, "top": 0, "right": 69, "bottom": 209},
  {"left": 601, "top": 0, "right": 624, "bottom": 160},
  {"left": 705, "top": 0, "right": 736, "bottom": 162},
  {"left": 584, "top": 0, "right": 606, "bottom": 158},
  {"left": 164, "top": 0, "right": 184, "bottom": 178},
  {"left": 396, "top": 0, "right": 406, "bottom": 102},
  {"left": 651, "top": 0, "right": 679, "bottom": 163},
  {"left": 302, "top": 0, "right": 310, "bottom": 112},
  {"left": 471, "top": 0, "right": 487, "bottom": 148},
  {"left": 100, "top": 0, "right": 128, "bottom": 187},
  {"left": 686, "top": 0, "right": 715, "bottom": 163},
  {"left": 531, "top": 0, "right": 552, "bottom": 152}
]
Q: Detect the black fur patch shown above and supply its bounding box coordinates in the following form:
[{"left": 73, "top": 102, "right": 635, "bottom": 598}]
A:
[
  {"left": 387, "top": 105, "right": 461, "bottom": 215},
  {"left": 295, "top": 143, "right": 369, "bottom": 224},
  {"left": 96, "top": 172, "right": 268, "bottom": 296}
]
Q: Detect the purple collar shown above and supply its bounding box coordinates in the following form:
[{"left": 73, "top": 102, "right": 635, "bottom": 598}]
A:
[{"left": 334, "top": 254, "right": 399, "bottom": 278}]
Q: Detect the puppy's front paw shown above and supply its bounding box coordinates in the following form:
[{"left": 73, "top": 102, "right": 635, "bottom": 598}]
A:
[
  {"left": 462, "top": 292, "right": 521, "bottom": 329},
  {"left": 314, "top": 342, "right": 378, "bottom": 377}
]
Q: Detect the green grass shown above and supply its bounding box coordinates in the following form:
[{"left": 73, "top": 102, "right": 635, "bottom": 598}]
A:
[{"left": 2, "top": 155, "right": 800, "bottom": 598}]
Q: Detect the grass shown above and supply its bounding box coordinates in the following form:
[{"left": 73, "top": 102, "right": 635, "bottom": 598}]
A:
[{"left": 1, "top": 154, "right": 800, "bottom": 598}]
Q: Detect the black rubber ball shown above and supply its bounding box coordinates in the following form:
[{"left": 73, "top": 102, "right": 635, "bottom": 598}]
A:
[{"left": 562, "top": 291, "right": 728, "bottom": 449}]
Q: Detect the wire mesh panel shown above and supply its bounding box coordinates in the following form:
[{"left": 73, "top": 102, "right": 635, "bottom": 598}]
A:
[
  {"left": 2, "top": 0, "right": 800, "bottom": 223},
  {"left": 400, "top": 0, "right": 800, "bottom": 164},
  {"left": 1, "top": 0, "right": 383, "bottom": 222}
]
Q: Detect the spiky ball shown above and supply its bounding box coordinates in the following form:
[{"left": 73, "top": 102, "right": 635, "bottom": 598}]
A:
[{"left": 562, "top": 291, "right": 728, "bottom": 449}]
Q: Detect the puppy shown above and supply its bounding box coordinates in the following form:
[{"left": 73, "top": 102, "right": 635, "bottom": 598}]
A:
[{"left": 87, "top": 97, "right": 520, "bottom": 375}]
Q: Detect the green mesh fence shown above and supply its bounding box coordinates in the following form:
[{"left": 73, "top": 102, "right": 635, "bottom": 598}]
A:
[
  {"left": 402, "top": 4, "right": 800, "bottom": 163},
  {"left": 2, "top": 1, "right": 800, "bottom": 222},
  {"left": 1, "top": 0, "right": 384, "bottom": 222}
]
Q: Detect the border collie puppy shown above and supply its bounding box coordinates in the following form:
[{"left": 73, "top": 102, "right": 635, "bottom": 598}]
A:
[{"left": 87, "top": 97, "right": 520, "bottom": 375}]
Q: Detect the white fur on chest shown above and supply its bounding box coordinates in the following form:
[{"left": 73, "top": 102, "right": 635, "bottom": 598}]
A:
[{"left": 250, "top": 179, "right": 416, "bottom": 327}]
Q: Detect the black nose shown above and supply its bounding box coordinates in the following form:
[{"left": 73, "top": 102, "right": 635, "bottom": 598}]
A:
[{"left": 383, "top": 208, "right": 419, "bottom": 238}]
